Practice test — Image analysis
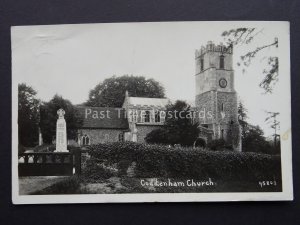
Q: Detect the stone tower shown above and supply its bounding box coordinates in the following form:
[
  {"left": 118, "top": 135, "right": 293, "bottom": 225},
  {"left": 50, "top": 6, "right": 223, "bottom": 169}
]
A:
[{"left": 195, "top": 41, "right": 241, "bottom": 151}]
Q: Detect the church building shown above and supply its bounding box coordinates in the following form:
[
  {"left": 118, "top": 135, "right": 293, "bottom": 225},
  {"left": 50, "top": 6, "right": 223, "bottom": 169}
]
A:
[{"left": 75, "top": 41, "right": 241, "bottom": 151}]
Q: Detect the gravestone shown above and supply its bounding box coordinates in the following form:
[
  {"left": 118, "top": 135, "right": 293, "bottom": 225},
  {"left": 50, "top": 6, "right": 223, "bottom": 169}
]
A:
[{"left": 54, "top": 109, "right": 68, "bottom": 152}]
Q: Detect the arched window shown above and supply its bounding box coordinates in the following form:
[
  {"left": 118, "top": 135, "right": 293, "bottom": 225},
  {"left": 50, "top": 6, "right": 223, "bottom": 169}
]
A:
[
  {"left": 220, "top": 55, "right": 225, "bottom": 69},
  {"left": 160, "top": 111, "right": 166, "bottom": 123},
  {"left": 133, "top": 110, "right": 138, "bottom": 122},
  {"left": 144, "top": 110, "right": 150, "bottom": 123},
  {"left": 200, "top": 58, "right": 204, "bottom": 71},
  {"left": 221, "top": 103, "right": 224, "bottom": 111},
  {"left": 155, "top": 111, "right": 160, "bottom": 123},
  {"left": 81, "top": 135, "right": 90, "bottom": 146},
  {"left": 104, "top": 134, "right": 109, "bottom": 142},
  {"left": 119, "top": 133, "right": 124, "bottom": 142}
]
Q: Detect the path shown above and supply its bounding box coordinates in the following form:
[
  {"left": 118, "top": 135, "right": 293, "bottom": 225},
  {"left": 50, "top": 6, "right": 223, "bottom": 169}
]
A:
[{"left": 19, "top": 176, "right": 69, "bottom": 195}]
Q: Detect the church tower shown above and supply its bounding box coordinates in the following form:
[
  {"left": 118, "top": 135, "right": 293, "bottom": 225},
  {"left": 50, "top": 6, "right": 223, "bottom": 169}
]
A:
[{"left": 195, "top": 41, "right": 241, "bottom": 151}]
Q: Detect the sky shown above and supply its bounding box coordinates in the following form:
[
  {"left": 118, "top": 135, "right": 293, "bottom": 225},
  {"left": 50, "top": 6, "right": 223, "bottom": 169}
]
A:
[{"left": 11, "top": 21, "right": 290, "bottom": 137}]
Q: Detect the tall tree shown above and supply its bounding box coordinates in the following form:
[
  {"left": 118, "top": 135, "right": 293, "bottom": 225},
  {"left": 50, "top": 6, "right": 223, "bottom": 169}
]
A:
[
  {"left": 221, "top": 28, "right": 278, "bottom": 93},
  {"left": 18, "top": 83, "right": 40, "bottom": 147},
  {"left": 236, "top": 99, "right": 277, "bottom": 154},
  {"left": 237, "top": 99, "right": 248, "bottom": 138},
  {"left": 265, "top": 111, "right": 280, "bottom": 147},
  {"left": 40, "top": 95, "right": 83, "bottom": 144},
  {"left": 86, "top": 75, "right": 165, "bottom": 107},
  {"left": 226, "top": 116, "right": 242, "bottom": 149},
  {"left": 145, "top": 101, "right": 200, "bottom": 146},
  {"left": 242, "top": 125, "right": 272, "bottom": 154}
]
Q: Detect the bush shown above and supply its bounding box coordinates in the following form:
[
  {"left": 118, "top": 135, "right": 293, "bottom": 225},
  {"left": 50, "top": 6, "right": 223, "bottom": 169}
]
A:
[
  {"left": 118, "top": 160, "right": 132, "bottom": 176},
  {"left": 87, "top": 142, "right": 281, "bottom": 182},
  {"left": 82, "top": 157, "right": 117, "bottom": 181},
  {"left": 33, "top": 144, "right": 56, "bottom": 152},
  {"left": 33, "top": 144, "right": 81, "bottom": 153},
  {"left": 18, "top": 144, "right": 26, "bottom": 155},
  {"left": 145, "top": 128, "right": 169, "bottom": 145},
  {"left": 207, "top": 139, "right": 233, "bottom": 151}
]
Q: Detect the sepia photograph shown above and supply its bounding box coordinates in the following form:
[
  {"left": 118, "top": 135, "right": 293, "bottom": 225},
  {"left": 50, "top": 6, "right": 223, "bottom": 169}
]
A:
[{"left": 11, "top": 21, "right": 293, "bottom": 203}]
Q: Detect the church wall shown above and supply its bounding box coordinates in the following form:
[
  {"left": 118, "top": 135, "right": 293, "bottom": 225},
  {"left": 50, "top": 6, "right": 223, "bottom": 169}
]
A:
[
  {"left": 78, "top": 129, "right": 124, "bottom": 145},
  {"left": 195, "top": 68, "right": 217, "bottom": 95},
  {"left": 217, "top": 92, "right": 238, "bottom": 124},
  {"left": 194, "top": 42, "right": 241, "bottom": 151},
  {"left": 206, "top": 51, "right": 233, "bottom": 70},
  {"left": 216, "top": 70, "right": 235, "bottom": 92},
  {"left": 136, "top": 124, "right": 162, "bottom": 143},
  {"left": 195, "top": 91, "right": 216, "bottom": 124}
]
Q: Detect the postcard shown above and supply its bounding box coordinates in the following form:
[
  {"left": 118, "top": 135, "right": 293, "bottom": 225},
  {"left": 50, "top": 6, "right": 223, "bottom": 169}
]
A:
[{"left": 11, "top": 21, "right": 293, "bottom": 204}]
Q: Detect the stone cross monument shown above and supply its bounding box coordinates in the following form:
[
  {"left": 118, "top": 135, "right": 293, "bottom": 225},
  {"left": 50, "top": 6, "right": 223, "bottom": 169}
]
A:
[{"left": 54, "top": 108, "right": 68, "bottom": 152}]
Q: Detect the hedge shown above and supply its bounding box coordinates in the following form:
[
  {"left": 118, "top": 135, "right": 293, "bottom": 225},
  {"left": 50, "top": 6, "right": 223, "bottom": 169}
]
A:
[{"left": 87, "top": 142, "right": 281, "bottom": 182}]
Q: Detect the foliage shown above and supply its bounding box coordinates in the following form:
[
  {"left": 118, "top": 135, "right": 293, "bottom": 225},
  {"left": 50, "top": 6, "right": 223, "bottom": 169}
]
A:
[
  {"left": 85, "top": 75, "right": 165, "bottom": 107},
  {"left": 265, "top": 111, "right": 280, "bottom": 147},
  {"left": 39, "top": 95, "right": 83, "bottom": 144},
  {"left": 33, "top": 144, "right": 80, "bottom": 153},
  {"left": 237, "top": 99, "right": 279, "bottom": 154},
  {"left": 145, "top": 100, "right": 200, "bottom": 146},
  {"left": 221, "top": 28, "right": 278, "bottom": 93},
  {"left": 226, "top": 117, "right": 241, "bottom": 149},
  {"left": 207, "top": 139, "right": 232, "bottom": 151},
  {"left": 238, "top": 100, "right": 248, "bottom": 138},
  {"left": 18, "top": 144, "right": 26, "bottom": 155},
  {"left": 33, "top": 144, "right": 56, "bottom": 152},
  {"left": 260, "top": 57, "right": 279, "bottom": 93},
  {"left": 87, "top": 142, "right": 281, "bottom": 182},
  {"left": 242, "top": 125, "right": 273, "bottom": 154},
  {"left": 82, "top": 158, "right": 117, "bottom": 181},
  {"left": 18, "top": 83, "right": 40, "bottom": 147},
  {"left": 145, "top": 128, "right": 169, "bottom": 145}
]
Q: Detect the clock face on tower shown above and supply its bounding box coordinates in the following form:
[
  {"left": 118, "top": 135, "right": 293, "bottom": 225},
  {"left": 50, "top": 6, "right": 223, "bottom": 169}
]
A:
[{"left": 219, "top": 78, "right": 227, "bottom": 88}]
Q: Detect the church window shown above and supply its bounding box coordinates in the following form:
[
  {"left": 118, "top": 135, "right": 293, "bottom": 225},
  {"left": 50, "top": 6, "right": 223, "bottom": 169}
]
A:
[
  {"left": 200, "top": 58, "right": 204, "bottom": 71},
  {"left": 104, "top": 134, "right": 109, "bottom": 142},
  {"left": 221, "top": 103, "right": 224, "bottom": 111},
  {"left": 221, "top": 129, "right": 224, "bottom": 139},
  {"left": 144, "top": 110, "right": 151, "bottom": 123},
  {"left": 82, "top": 135, "right": 90, "bottom": 146},
  {"left": 160, "top": 111, "right": 166, "bottom": 123},
  {"left": 132, "top": 110, "right": 138, "bottom": 122},
  {"left": 128, "top": 110, "right": 133, "bottom": 122},
  {"left": 155, "top": 111, "right": 161, "bottom": 123},
  {"left": 220, "top": 55, "right": 225, "bottom": 69},
  {"left": 119, "top": 133, "right": 124, "bottom": 142}
]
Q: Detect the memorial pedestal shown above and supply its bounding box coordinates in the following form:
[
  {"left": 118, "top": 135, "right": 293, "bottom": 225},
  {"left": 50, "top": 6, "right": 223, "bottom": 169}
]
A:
[{"left": 54, "top": 109, "right": 69, "bottom": 153}]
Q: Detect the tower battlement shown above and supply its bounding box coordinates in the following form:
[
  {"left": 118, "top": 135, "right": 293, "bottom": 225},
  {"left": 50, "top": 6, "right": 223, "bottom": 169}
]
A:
[{"left": 195, "top": 41, "right": 233, "bottom": 58}]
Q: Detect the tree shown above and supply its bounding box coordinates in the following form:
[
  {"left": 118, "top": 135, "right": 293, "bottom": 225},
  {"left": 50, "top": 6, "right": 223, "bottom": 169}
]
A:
[
  {"left": 145, "top": 101, "right": 200, "bottom": 146},
  {"left": 226, "top": 116, "right": 242, "bottom": 149},
  {"left": 242, "top": 125, "right": 272, "bottom": 154},
  {"left": 40, "top": 95, "right": 83, "bottom": 144},
  {"left": 236, "top": 99, "right": 279, "bottom": 154},
  {"left": 238, "top": 99, "right": 248, "bottom": 139},
  {"left": 265, "top": 111, "right": 280, "bottom": 148},
  {"left": 18, "top": 83, "right": 40, "bottom": 147},
  {"left": 85, "top": 75, "right": 165, "bottom": 107},
  {"left": 221, "top": 28, "right": 278, "bottom": 93},
  {"left": 144, "top": 128, "right": 169, "bottom": 145}
]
